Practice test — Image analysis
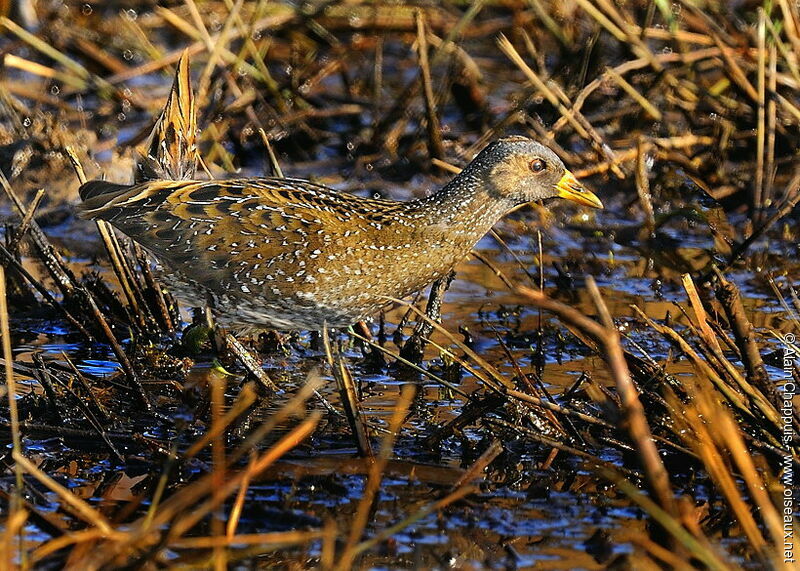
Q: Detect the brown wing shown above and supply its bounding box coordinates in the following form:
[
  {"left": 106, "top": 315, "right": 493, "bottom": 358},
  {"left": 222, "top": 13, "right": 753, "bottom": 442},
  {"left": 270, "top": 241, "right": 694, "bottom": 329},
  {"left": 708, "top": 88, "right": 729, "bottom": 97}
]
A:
[{"left": 78, "top": 177, "right": 410, "bottom": 299}]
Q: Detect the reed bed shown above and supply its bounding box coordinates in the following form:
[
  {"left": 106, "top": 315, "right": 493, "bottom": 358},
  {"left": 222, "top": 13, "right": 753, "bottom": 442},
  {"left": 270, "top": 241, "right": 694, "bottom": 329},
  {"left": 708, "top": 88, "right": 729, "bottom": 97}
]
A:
[{"left": 0, "top": 1, "right": 797, "bottom": 568}]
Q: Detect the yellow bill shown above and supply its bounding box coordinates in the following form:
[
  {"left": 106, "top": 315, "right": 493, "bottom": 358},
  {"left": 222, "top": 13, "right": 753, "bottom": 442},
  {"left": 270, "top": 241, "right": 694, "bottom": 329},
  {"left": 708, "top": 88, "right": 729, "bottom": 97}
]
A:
[{"left": 556, "top": 170, "right": 603, "bottom": 209}]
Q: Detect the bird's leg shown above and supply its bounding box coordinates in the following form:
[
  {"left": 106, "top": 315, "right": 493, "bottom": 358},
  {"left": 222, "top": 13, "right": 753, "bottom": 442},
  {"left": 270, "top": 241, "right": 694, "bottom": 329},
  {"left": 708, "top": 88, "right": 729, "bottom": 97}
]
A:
[
  {"left": 399, "top": 270, "right": 456, "bottom": 364},
  {"left": 309, "top": 330, "right": 323, "bottom": 352},
  {"left": 353, "top": 319, "right": 386, "bottom": 370},
  {"left": 256, "top": 330, "right": 289, "bottom": 354}
]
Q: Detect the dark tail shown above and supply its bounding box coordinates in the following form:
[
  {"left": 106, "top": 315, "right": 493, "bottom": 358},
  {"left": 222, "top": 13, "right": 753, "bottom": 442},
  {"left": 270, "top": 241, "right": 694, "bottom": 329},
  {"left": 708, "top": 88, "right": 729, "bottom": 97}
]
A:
[
  {"left": 77, "top": 180, "right": 133, "bottom": 219},
  {"left": 79, "top": 180, "right": 130, "bottom": 201}
]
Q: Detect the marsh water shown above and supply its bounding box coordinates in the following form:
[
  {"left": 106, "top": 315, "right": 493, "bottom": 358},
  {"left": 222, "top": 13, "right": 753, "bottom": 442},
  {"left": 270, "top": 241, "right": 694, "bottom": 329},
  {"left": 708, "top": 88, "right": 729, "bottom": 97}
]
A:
[{"left": 7, "top": 162, "right": 795, "bottom": 568}]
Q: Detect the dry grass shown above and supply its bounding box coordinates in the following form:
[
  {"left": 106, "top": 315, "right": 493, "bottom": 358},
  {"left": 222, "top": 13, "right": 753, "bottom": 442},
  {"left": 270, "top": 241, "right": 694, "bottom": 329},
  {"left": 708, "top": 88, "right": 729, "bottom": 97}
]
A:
[{"left": 0, "top": 0, "right": 798, "bottom": 568}]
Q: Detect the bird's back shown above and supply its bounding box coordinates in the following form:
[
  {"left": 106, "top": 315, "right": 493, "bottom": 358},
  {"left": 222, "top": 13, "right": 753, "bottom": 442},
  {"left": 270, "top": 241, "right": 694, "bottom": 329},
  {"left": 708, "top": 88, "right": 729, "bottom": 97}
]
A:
[{"left": 77, "top": 177, "right": 464, "bottom": 328}]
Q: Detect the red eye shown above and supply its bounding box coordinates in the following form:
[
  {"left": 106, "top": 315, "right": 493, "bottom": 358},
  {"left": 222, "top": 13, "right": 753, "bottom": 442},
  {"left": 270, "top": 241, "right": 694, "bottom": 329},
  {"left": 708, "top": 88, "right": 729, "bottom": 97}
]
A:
[{"left": 530, "top": 159, "right": 546, "bottom": 173}]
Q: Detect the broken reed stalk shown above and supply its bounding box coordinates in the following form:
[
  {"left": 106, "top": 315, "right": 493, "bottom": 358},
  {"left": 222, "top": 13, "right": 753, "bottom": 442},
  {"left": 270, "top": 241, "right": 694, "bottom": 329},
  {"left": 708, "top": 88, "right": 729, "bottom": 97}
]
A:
[
  {"left": 0, "top": 242, "right": 93, "bottom": 341},
  {"left": 0, "top": 170, "right": 76, "bottom": 298},
  {"left": 134, "top": 245, "right": 176, "bottom": 331},
  {"left": 681, "top": 274, "right": 723, "bottom": 355},
  {"left": 625, "top": 270, "right": 794, "bottom": 560},
  {"left": 516, "top": 283, "right": 678, "bottom": 518},
  {"left": 384, "top": 297, "right": 513, "bottom": 393},
  {"left": 635, "top": 138, "right": 656, "bottom": 234},
  {"left": 704, "top": 186, "right": 800, "bottom": 281},
  {"left": 6, "top": 187, "right": 44, "bottom": 253},
  {"left": 60, "top": 352, "right": 109, "bottom": 422},
  {"left": 383, "top": 295, "right": 649, "bottom": 456},
  {"left": 82, "top": 288, "right": 150, "bottom": 408},
  {"left": 258, "top": 128, "right": 284, "bottom": 177},
  {"left": 668, "top": 384, "right": 790, "bottom": 567},
  {"left": 94, "top": 221, "right": 148, "bottom": 328},
  {"left": 337, "top": 384, "right": 417, "bottom": 569},
  {"left": 755, "top": 8, "right": 767, "bottom": 222},
  {"left": 68, "top": 148, "right": 150, "bottom": 329},
  {"left": 211, "top": 367, "right": 227, "bottom": 569},
  {"left": 714, "top": 270, "right": 794, "bottom": 418},
  {"left": 31, "top": 353, "right": 124, "bottom": 462},
  {"left": 415, "top": 9, "right": 445, "bottom": 161},
  {"left": 223, "top": 333, "right": 278, "bottom": 392},
  {"left": 323, "top": 325, "right": 372, "bottom": 457},
  {"left": 488, "top": 417, "right": 640, "bottom": 477},
  {"left": 0, "top": 265, "right": 24, "bottom": 560},
  {"left": 2, "top": 153, "right": 148, "bottom": 405},
  {"left": 496, "top": 34, "right": 624, "bottom": 179}
]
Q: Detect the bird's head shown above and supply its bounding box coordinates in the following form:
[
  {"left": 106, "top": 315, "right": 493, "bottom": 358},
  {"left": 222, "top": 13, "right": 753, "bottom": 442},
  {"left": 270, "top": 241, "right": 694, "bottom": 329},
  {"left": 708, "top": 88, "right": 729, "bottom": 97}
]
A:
[{"left": 474, "top": 136, "right": 603, "bottom": 209}]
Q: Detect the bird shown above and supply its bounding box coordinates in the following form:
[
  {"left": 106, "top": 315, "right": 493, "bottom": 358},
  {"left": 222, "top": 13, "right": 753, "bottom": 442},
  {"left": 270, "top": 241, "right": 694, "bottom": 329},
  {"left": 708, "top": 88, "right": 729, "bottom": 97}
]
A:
[{"left": 78, "top": 136, "right": 602, "bottom": 330}]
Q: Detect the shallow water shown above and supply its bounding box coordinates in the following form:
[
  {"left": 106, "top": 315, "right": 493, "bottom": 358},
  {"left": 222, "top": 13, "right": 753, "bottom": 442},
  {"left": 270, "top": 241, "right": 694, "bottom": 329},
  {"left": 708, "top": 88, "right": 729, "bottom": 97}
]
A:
[{"left": 5, "top": 187, "right": 793, "bottom": 567}]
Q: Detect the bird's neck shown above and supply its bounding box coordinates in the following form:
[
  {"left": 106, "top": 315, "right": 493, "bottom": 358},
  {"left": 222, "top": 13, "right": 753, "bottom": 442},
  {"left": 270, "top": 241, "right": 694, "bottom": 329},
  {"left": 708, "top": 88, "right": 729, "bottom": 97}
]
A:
[{"left": 413, "top": 169, "right": 513, "bottom": 240}]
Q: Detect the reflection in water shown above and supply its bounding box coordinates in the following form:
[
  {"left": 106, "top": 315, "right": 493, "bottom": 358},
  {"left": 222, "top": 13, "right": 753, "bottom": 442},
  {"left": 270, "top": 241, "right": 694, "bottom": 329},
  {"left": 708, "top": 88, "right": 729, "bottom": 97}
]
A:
[{"left": 5, "top": 201, "right": 789, "bottom": 567}]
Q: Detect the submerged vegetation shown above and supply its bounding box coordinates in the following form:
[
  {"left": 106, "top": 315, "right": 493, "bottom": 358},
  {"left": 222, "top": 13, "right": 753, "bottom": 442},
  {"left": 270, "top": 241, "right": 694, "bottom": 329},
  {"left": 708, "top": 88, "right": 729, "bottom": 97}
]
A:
[{"left": 0, "top": 0, "right": 798, "bottom": 568}]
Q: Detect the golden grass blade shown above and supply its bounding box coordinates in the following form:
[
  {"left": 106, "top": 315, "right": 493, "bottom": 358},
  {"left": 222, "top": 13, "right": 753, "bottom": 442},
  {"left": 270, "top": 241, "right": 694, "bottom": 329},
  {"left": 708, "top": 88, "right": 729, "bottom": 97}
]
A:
[
  {"left": 0, "top": 267, "right": 22, "bottom": 498},
  {"left": 31, "top": 529, "right": 111, "bottom": 564},
  {"left": 184, "top": 382, "right": 258, "bottom": 459},
  {"left": 1, "top": 508, "right": 26, "bottom": 569},
  {"left": 337, "top": 384, "right": 417, "bottom": 568},
  {"left": 350, "top": 485, "right": 477, "bottom": 558},
  {"left": 163, "top": 413, "right": 323, "bottom": 544},
  {"left": 84, "top": 413, "right": 322, "bottom": 567},
  {"left": 681, "top": 274, "right": 722, "bottom": 354},
  {"left": 13, "top": 453, "right": 115, "bottom": 535},
  {"left": 226, "top": 453, "right": 257, "bottom": 538},
  {"left": 675, "top": 397, "right": 768, "bottom": 554},
  {"left": 171, "top": 530, "right": 324, "bottom": 549},
  {"left": 196, "top": 0, "right": 245, "bottom": 102},
  {"left": 598, "top": 466, "right": 733, "bottom": 571},
  {"left": 605, "top": 65, "right": 662, "bottom": 120},
  {"left": 517, "top": 284, "right": 678, "bottom": 517}
]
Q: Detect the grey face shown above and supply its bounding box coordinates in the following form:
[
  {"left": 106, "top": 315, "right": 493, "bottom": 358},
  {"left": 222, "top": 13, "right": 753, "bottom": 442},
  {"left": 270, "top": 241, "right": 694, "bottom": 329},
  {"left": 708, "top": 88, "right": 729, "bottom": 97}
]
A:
[{"left": 473, "top": 136, "right": 569, "bottom": 204}]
